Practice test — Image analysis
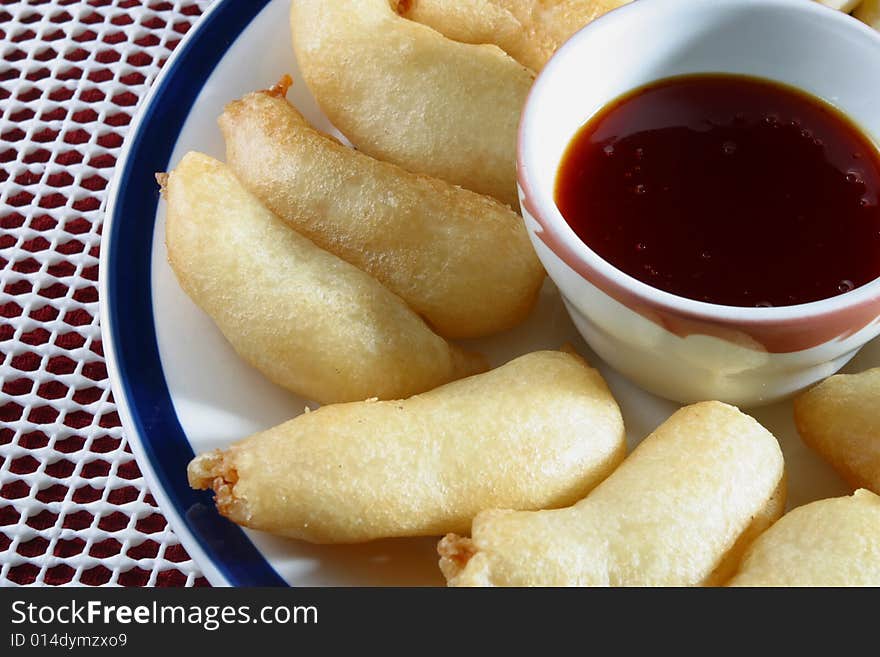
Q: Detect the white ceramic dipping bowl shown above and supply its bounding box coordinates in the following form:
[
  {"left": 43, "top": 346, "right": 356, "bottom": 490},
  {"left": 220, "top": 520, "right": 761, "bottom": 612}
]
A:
[{"left": 518, "top": 0, "right": 880, "bottom": 407}]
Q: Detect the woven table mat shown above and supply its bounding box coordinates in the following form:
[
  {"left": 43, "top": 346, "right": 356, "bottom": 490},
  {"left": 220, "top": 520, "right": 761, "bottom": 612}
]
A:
[{"left": 0, "top": 0, "right": 213, "bottom": 587}]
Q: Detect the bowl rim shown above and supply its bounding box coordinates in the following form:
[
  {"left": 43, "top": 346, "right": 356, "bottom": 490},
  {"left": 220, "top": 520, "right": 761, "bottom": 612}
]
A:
[{"left": 517, "top": 0, "right": 880, "bottom": 326}]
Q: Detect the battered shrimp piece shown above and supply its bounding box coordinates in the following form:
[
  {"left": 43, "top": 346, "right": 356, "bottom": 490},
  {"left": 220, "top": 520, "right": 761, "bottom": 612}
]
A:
[
  {"left": 393, "top": 0, "right": 631, "bottom": 71},
  {"left": 188, "top": 350, "right": 626, "bottom": 543},
  {"left": 440, "top": 401, "right": 785, "bottom": 586},
  {"left": 220, "top": 83, "right": 544, "bottom": 339},
  {"left": 794, "top": 368, "right": 880, "bottom": 495},
  {"left": 855, "top": 0, "right": 880, "bottom": 30},
  {"left": 163, "top": 152, "right": 485, "bottom": 405},
  {"left": 289, "top": 0, "right": 534, "bottom": 207},
  {"left": 727, "top": 490, "right": 880, "bottom": 587},
  {"left": 815, "top": 0, "right": 862, "bottom": 13}
]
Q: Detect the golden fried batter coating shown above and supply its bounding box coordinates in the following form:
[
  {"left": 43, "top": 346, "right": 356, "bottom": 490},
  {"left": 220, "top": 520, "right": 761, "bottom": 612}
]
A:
[
  {"left": 440, "top": 401, "right": 785, "bottom": 586},
  {"left": 290, "top": 0, "right": 534, "bottom": 207},
  {"left": 164, "top": 152, "right": 485, "bottom": 405},
  {"left": 728, "top": 490, "right": 880, "bottom": 586},
  {"left": 188, "top": 350, "right": 625, "bottom": 543},
  {"left": 220, "top": 85, "right": 544, "bottom": 339},
  {"left": 794, "top": 368, "right": 880, "bottom": 495},
  {"left": 394, "top": 0, "right": 630, "bottom": 71}
]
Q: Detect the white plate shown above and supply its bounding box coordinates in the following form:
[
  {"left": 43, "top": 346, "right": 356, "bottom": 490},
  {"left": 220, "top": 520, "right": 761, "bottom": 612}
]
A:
[{"left": 101, "top": 0, "right": 869, "bottom": 586}]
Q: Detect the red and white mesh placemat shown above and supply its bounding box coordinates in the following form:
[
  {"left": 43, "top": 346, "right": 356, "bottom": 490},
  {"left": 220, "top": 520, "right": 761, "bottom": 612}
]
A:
[{"left": 1, "top": 0, "right": 212, "bottom": 587}]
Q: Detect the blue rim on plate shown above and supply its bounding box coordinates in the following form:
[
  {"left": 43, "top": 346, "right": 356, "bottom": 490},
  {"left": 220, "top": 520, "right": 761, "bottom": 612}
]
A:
[{"left": 99, "top": 0, "right": 286, "bottom": 587}]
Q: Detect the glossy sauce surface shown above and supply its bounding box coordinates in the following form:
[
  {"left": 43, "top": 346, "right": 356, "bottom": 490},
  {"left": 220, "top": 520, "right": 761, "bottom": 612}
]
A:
[{"left": 555, "top": 74, "right": 880, "bottom": 307}]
